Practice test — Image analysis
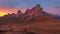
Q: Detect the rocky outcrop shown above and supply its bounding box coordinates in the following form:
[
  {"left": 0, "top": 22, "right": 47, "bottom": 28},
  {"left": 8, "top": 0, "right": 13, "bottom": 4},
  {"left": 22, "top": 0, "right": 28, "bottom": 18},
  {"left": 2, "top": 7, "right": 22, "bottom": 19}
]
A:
[
  {"left": 22, "top": 4, "right": 44, "bottom": 23},
  {"left": 24, "top": 9, "right": 32, "bottom": 16},
  {"left": 31, "top": 4, "right": 43, "bottom": 16},
  {"left": 16, "top": 10, "right": 22, "bottom": 17}
]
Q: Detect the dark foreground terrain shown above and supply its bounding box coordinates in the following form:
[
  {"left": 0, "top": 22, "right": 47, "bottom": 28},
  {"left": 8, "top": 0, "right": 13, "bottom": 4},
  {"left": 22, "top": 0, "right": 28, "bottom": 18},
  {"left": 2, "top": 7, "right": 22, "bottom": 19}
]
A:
[{"left": 0, "top": 21, "right": 60, "bottom": 34}]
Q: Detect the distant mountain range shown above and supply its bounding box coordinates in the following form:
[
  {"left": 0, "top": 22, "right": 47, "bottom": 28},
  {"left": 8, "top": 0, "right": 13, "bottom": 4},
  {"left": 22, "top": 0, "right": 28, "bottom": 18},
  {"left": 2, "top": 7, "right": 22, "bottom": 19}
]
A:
[{"left": 0, "top": 4, "right": 60, "bottom": 25}]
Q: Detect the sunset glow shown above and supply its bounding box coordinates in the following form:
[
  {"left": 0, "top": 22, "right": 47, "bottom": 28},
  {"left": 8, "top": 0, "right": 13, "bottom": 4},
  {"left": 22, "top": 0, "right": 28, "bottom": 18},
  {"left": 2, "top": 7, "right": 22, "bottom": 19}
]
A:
[
  {"left": 0, "top": 8, "right": 26, "bottom": 16},
  {"left": 0, "top": 8, "right": 18, "bottom": 16},
  {"left": 0, "top": 12, "right": 8, "bottom": 16}
]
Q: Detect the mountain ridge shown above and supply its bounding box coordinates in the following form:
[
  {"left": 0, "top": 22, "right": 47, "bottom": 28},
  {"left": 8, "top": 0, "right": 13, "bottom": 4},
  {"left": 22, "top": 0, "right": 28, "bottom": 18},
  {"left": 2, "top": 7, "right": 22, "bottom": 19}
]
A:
[{"left": 0, "top": 4, "right": 60, "bottom": 25}]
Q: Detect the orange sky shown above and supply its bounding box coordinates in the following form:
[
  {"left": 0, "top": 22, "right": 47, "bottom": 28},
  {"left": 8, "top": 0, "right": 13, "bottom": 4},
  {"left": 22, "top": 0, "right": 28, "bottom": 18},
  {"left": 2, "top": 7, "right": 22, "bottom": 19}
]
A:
[
  {"left": 0, "top": 8, "right": 26, "bottom": 16},
  {"left": 0, "top": 8, "right": 17, "bottom": 16}
]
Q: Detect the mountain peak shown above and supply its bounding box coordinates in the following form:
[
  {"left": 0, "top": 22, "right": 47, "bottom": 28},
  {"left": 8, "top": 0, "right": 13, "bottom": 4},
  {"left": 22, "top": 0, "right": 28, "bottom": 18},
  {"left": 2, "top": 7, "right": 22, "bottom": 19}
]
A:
[
  {"left": 17, "top": 10, "right": 22, "bottom": 14},
  {"left": 35, "top": 4, "right": 40, "bottom": 8},
  {"left": 24, "top": 9, "right": 32, "bottom": 16},
  {"left": 16, "top": 10, "right": 22, "bottom": 17},
  {"left": 31, "top": 4, "right": 42, "bottom": 16}
]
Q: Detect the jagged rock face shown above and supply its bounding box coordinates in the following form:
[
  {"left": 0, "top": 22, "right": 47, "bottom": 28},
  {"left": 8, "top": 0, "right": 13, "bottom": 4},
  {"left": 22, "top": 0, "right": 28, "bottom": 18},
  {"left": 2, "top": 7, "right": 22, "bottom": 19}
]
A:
[
  {"left": 22, "top": 9, "right": 35, "bottom": 23},
  {"left": 22, "top": 4, "right": 44, "bottom": 23},
  {"left": 24, "top": 4, "right": 43, "bottom": 17},
  {"left": 31, "top": 4, "right": 43, "bottom": 16},
  {"left": 16, "top": 10, "right": 22, "bottom": 17},
  {"left": 24, "top": 9, "right": 33, "bottom": 16}
]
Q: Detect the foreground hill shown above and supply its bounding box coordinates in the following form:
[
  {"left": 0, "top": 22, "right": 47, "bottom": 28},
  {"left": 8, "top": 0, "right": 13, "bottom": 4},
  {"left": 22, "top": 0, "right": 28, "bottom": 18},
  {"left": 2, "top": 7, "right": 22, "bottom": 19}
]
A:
[{"left": 0, "top": 18, "right": 60, "bottom": 34}]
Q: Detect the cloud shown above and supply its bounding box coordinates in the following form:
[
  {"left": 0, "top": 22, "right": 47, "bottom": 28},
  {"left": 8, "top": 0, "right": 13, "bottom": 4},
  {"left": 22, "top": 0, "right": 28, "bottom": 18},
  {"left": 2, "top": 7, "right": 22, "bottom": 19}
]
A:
[
  {"left": 0, "top": 0, "right": 60, "bottom": 9},
  {"left": 0, "top": 0, "right": 21, "bottom": 8},
  {"left": 44, "top": 7, "right": 60, "bottom": 15}
]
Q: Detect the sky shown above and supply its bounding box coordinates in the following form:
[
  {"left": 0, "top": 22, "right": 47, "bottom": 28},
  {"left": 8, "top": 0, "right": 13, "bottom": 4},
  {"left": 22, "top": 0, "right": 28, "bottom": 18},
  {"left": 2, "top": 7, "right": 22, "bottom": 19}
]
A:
[{"left": 0, "top": 0, "right": 60, "bottom": 16}]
